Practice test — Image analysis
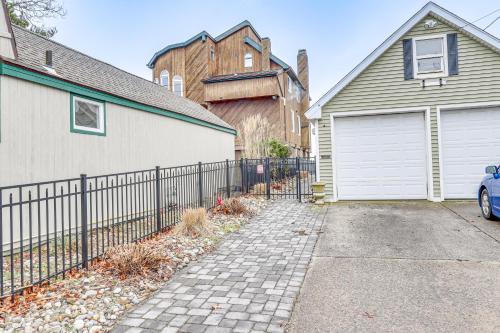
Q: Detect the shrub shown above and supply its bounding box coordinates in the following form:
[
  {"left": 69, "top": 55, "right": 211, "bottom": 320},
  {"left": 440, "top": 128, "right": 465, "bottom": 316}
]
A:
[
  {"left": 174, "top": 208, "right": 211, "bottom": 238},
  {"left": 240, "top": 114, "right": 274, "bottom": 158},
  {"left": 299, "top": 170, "right": 310, "bottom": 179},
  {"left": 269, "top": 139, "right": 291, "bottom": 158},
  {"left": 105, "top": 243, "right": 164, "bottom": 276},
  {"left": 214, "top": 198, "right": 248, "bottom": 216},
  {"left": 253, "top": 183, "right": 267, "bottom": 194}
]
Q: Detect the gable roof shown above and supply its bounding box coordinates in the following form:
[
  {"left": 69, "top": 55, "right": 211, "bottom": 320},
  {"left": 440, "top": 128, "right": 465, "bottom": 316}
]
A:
[
  {"left": 147, "top": 20, "right": 261, "bottom": 68},
  {"left": 306, "top": 1, "right": 500, "bottom": 120},
  {"left": 5, "top": 25, "right": 234, "bottom": 133},
  {"left": 242, "top": 36, "right": 305, "bottom": 90}
]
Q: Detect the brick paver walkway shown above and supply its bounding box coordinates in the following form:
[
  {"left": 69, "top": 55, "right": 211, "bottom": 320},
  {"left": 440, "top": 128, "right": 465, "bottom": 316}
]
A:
[{"left": 113, "top": 200, "right": 326, "bottom": 333}]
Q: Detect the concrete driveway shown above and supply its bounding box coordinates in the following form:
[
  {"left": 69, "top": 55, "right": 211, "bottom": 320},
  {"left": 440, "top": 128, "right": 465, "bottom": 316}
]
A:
[{"left": 289, "top": 201, "right": 500, "bottom": 333}]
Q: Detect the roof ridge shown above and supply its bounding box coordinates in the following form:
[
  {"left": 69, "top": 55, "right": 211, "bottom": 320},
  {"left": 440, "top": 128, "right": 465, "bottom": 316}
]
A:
[
  {"left": 12, "top": 24, "right": 160, "bottom": 89},
  {"left": 305, "top": 1, "right": 500, "bottom": 120}
]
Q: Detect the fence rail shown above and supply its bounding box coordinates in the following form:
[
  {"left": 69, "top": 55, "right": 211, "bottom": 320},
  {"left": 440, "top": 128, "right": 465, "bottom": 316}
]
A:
[{"left": 0, "top": 157, "right": 315, "bottom": 299}]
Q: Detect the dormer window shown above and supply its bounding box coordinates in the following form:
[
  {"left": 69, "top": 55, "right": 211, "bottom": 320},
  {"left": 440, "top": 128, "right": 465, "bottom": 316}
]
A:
[
  {"left": 244, "top": 53, "right": 252, "bottom": 68},
  {"left": 413, "top": 35, "right": 447, "bottom": 78},
  {"left": 160, "top": 70, "right": 169, "bottom": 88}
]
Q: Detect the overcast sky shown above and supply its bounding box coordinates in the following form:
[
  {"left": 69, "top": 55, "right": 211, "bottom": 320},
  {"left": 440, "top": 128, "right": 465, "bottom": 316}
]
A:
[{"left": 45, "top": 0, "right": 500, "bottom": 102}]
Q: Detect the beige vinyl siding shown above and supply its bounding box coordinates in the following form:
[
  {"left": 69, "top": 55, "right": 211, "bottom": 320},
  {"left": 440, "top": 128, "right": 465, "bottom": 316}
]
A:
[
  {"left": 319, "top": 15, "right": 500, "bottom": 199},
  {"left": 0, "top": 76, "right": 235, "bottom": 186}
]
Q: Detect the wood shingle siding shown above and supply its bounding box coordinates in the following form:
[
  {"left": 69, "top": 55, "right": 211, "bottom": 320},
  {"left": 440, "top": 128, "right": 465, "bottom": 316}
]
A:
[{"left": 319, "top": 15, "right": 500, "bottom": 199}]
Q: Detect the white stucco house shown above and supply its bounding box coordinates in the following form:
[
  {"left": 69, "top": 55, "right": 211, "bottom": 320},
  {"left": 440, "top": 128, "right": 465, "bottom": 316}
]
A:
[{"left": 0, "top": 3, "right": 235, "bottom": 187}]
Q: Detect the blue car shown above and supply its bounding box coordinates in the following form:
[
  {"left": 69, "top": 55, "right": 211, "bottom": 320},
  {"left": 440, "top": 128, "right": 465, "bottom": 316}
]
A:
[{"left": 478, "top": 165, "right": 500, "bottom": 220}]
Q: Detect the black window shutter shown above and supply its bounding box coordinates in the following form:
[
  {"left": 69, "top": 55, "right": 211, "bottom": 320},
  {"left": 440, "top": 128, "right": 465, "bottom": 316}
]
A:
[
  {"left": 403, "top": 39, "right": 413, "bottom": 80},
  {"left": 447, "top": 33, "right": 459, "bottom": 75}
]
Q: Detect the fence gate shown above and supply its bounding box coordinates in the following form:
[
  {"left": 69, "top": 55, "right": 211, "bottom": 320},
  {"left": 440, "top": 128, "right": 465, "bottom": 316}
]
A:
[{"left": 242, "top": 157, "right": 316, "bottom": 201}]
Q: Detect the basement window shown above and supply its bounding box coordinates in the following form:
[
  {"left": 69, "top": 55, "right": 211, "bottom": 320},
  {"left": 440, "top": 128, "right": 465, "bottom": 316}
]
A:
[
  {"left": 71, "top": 95, "right": 106, "bottom": 135},
  {"left": 413, "top": 35, "right": 447, "bottom": 78},
  {"left": 244, "top": 53, "right": 252, "bottom": 68}
]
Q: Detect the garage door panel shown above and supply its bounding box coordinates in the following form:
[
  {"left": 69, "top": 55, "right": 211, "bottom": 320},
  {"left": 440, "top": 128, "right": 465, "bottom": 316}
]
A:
[
  {"left": 334, "top": 112, "right": 428, "bottom": 200},
  {"left": 442, "top": 107, "right": 500, "bottom": 199}
]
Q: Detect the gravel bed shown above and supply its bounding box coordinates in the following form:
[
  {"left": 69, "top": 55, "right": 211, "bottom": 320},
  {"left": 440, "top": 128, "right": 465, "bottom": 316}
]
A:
[{"left": 0, "top": 196, "right": 267, "bottom": 333}]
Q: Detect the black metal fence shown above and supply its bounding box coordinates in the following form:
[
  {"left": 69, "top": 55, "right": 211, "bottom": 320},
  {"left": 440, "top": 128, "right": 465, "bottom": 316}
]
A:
[{"left": 0, "top": 157, "right": 315, "bottom": 299}]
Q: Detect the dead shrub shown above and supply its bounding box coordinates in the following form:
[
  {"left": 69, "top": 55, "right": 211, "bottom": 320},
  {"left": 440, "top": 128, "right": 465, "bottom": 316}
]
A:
[
  {"left": 299, "top": 170, "right": 310, "bottom": 179},
  {"left": 214, "top": 198, "right": 248, "bottom": 216},
  {"left": 174, "top": 208, "right": 211, "bottom": 238},
  {"left": 253, "top": 183, "right": 267, "bottom": 194},
  {"left": 105, "top": 243, "right": 164, "bottom": 276}
]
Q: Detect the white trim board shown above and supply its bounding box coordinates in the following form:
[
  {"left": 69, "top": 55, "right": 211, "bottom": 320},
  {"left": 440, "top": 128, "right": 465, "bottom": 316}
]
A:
[
  {"left": 329, "top": 106, "right": 434, "bottom": 202},
  {"left": 305, "top": 1, "right": 500, "bottom": 120},
  {"left": 436, "top": 101, "right": 500, "bottom": 200}
]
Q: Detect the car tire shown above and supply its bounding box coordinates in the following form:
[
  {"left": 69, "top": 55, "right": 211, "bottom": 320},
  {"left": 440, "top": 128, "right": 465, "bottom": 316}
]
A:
[{"left": 480, "top": 189, "right": 494, "bottom": 220}]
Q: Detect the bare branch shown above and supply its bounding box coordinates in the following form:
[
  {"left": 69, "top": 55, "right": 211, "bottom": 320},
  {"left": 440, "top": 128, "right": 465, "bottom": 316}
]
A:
[{"left": 6, "top": 0, "right": 65, "bottom": 37}]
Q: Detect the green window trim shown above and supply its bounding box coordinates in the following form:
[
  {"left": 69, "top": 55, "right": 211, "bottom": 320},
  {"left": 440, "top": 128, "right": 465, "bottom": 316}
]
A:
[
  {"left": 70, "top": 93, "right": 106, "bottom": 136},
  {"left": 0, "top": 62, "right": 237, "bottom": 136}
]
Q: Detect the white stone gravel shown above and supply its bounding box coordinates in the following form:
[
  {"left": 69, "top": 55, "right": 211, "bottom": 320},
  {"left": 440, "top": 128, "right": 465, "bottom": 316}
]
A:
[{"left": 0, "top": 196, "right": 267, "bottom": 333}]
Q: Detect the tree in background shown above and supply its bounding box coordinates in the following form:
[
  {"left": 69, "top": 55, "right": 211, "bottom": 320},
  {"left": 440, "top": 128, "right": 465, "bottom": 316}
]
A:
[
  {"left": 268, "top": 138, "right": 290, "bottom": 158},
  {"left": 240, "top": 114, "right": 274, "bottom": 158},
  {"left": 7, "top": 0, "right": 66, "bottom": 38}
]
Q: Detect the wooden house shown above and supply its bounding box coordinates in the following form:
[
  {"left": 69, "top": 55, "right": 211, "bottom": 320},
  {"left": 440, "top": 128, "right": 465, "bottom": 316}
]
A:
[{"left": 148, "top": 21, "right": 310, "bottom": 158}]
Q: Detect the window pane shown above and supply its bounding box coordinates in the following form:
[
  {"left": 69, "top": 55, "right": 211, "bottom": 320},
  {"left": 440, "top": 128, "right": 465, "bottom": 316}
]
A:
[
  {"left": 75, "top": 100, "right": 99, "bottom": 129},
  {"left": 417, "top": 57, "right": 442, "bottom": 72},
  {"left": 160, "top": 73, "right": 168, "bottom": 87},
  {"left": 173, "top": 77, "right": 183, "bottom": 96},
  {"left": 416, "top": 38, "right": 443, "bottom": 56},
  {"left": 244, "top": 53, "right": 252, "bottom": 68}
]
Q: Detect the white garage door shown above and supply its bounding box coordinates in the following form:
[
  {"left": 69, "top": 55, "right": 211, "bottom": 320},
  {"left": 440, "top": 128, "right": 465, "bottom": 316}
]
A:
[
  {"left": 334, "top": 112, "right": 428, "bottom": 200},
  {"left": 441, "top": 107, "right": 500, "bottom": 199}
]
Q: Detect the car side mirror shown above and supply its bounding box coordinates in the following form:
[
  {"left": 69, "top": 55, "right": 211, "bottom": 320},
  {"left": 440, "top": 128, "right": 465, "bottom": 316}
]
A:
[{"left": 485, "top": 165, "right": 498, "bottom": 174}]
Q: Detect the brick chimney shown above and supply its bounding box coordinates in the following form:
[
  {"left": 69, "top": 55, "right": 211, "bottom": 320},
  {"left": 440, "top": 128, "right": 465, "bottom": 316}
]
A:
[
  {"left": 297, "top": 49, "right": 309, "bottom": 110},
  {"left": 297, "top": 49, "right": 310, "bottom": 151},
  {"left": 261, "top": 37, "right": 271, "bottom": 71}
]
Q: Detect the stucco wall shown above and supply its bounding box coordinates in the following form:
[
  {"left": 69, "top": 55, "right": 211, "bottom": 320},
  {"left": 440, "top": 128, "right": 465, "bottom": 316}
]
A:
[{"left": 0, "top": 76, "right": 235, "bottom": 186}]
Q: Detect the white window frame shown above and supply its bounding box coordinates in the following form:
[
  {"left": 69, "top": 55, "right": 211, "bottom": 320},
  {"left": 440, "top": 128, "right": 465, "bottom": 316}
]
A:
[
  {"left": 244, "top": 52, "right": 253, "bottom": 68},
  {"left": 210, "top": 47, "right": 215, "bottom": 62},
  {"left": 160, "top": 70, "right": 169, "bottom": 88},
  {"left": 295, "top": 83, "right": 301, "bottom": 102},
  {"left": 412, "top": 34, "right": 448, "bottom": 79},
  {"left": 297, "top": 114, "right": 301, "bottom": 135},
  {"left": 173, "top": 75, "right": 183, "bottom": 97},
  {"left": 290, "top": 110, "right": 295, "bottom": 133},
  {"left": 288, "top": 77, "right": 293, "bottom": 93},
  {"left": 71, "top": 95, "right": 105, "bottom": 135}
]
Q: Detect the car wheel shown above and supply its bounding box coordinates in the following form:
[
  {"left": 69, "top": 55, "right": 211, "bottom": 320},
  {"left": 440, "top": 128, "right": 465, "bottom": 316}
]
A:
[{"left": 481, "top": 189, "right": 494, "bottom": 220}]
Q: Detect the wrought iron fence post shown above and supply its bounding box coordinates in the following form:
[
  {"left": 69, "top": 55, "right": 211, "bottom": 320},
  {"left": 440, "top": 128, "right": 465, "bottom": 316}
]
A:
[
  {"left": 80, "top": 174, "right": 89, "bottom": 269},
  {"left": 245, "top": 158, "right": 249, "bottom": 194},
  {"left": 265, "top": 158, "right": 271, "bottom": 200},
  {"left": 155, "top": 166, "right": 161, "bottom": 232},
  {"left": 225, "top": 159, "right": 231, "bottom": 198},
  {"left": 296, "top": 157, "right": 302, "bottom": 202},
  {"left": 198, "top": 162, "right": 203, "bottom": 207},
  {"left": 240, "top": 158, "right": 244, "bottom": 194}
]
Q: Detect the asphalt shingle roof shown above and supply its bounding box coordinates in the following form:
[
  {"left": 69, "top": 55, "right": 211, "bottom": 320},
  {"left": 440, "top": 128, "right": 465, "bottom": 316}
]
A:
[{"left": 9, "top": 26, "right": 233, "bottom": 131}]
